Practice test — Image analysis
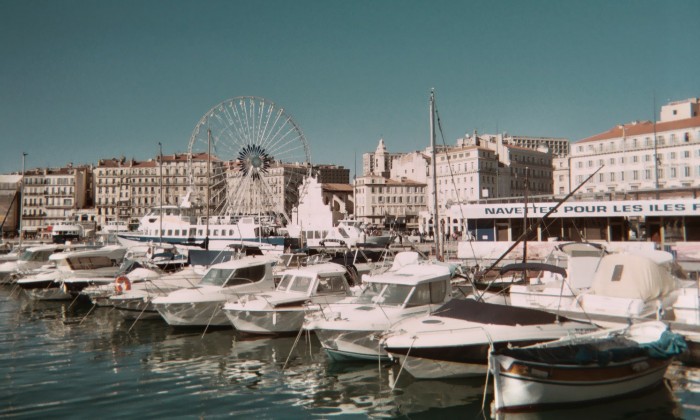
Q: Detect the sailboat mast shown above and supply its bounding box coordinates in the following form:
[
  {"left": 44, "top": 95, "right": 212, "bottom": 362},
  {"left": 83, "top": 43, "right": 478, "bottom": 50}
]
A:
[
  {"left": 19, "top": 152, "right": 26, "bottom": 249},
  {"left": 158, "top": 142, "right": 163, "bottom": 245},
  {"left": 522, "top": 166, "right": 528, "bottom": 264},
  {"left": 430, "top": 90, "right": 440, "bottom": 259},
  {"left": 206, "top": 129, "right": 211, "bottom": 250}
]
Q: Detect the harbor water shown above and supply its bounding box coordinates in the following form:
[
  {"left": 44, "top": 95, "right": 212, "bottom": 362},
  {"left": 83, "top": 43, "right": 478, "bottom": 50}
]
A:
[{"left": 1, "top": 285, "right": 699, "bottom": 419}]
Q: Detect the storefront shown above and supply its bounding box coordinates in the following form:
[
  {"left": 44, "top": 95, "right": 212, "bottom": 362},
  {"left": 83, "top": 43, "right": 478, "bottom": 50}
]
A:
[{"left": 440, "top": 198, "right": 700, "bottom": 244}]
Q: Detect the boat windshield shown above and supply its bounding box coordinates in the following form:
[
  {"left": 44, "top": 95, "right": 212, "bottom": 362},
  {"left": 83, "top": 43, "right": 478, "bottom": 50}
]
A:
[
  {"left": 20, "top": 249, "right": 54, "bottom": 262},
  {"left": 201, "top": 263, "right": 268, "bottom": 287},
  {"left": 355, "top": 282, "right": 413, "bottom": 307},
  {"left": 277, "top": 274, "right": 294, "bottom": 291},
  {"left": 200, "top": 268, "right": 234, "bottom": 286},
  {"left": 277, "top": 274, "right": 313, "bottom": 293}
]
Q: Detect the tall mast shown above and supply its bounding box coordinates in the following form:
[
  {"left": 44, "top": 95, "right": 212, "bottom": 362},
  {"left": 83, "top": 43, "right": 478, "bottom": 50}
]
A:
[
  {"left": 653, "top": 93, "right": 659, "bottom": 199},
  {"left": 19, "top": 152, "right": 26, "bottom": 249},
  {"left": 158, "top": 142, "right": 163, "bottom": 245},
  {"left": 430, "top": 89, "right": 440, "bottom": 259},
  {"left": 522, "top": 167, "right": 529, "bottom": 270},
  {"left": 206, "top": 129, "right": 211, "bottom": 250}
]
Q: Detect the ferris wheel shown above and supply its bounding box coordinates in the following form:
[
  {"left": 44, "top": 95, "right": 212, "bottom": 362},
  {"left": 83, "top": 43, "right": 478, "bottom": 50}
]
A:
[{"left": 187, "top": 96, "right": 311, "bottom": 220}]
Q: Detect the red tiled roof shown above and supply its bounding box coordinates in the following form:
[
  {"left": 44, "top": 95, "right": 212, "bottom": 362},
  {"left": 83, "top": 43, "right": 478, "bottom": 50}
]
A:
[
  {"left": 576, "top": 116, "right": 700, "bottom": 144},
  {"left": 322, "top": 183, "right": 353, "bottom": 192}
]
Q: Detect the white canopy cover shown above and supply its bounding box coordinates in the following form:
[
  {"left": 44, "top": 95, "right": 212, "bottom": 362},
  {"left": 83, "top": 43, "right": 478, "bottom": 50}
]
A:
[{"left": 590, "top": 252, "right": 677, "bottom": 301}]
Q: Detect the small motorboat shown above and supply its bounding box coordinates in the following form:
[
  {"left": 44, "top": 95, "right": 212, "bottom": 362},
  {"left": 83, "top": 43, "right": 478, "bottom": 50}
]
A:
[
  {"left": 222, "top": 262, "right": 353, "bottom": 334},
  {"left": 489, "top": 320, "right": 687, "bottom": 412}
]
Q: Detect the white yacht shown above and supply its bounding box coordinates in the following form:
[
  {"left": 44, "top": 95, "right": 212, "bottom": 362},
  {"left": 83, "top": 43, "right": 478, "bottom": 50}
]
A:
[
  {"left": 116, "top": 197, "right": 291, "bottom": 254},
  {"left": 381, "top": 266, "right": 599, "bottom": 380},
  {"left": 50, "top": 221, "right": 83, "bottom": 244},
  {"left": 17, "top": 245, "right": 127, "bottom": 300},
  {"left": 303, "top": 261, "right": 455, "bottom": 361},
  {"left": 0, "top": 244, "right": 62, "bottom": 284},
  {"left": 151, "top": 255, "right": 276, "bottom": 327},
  {"left": 222, "top": 262, "right": 353, "bottom": 334},
  {"left": 101, "top": 220, "right": 129, "bottom": 234},
  {"left": 320, "top": 219, "right": 393, "bottom": 248}
]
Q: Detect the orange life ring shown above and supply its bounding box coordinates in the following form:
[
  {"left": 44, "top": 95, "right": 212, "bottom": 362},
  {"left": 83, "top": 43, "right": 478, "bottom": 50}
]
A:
[{"left": 114, "top": 275, "right": 131, "bottom": 293}]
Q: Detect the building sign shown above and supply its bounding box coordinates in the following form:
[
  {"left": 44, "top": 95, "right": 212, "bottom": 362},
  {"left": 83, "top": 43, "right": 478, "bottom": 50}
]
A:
[{"left": 449, "top": 199, "right": 700, "bottom": 220}]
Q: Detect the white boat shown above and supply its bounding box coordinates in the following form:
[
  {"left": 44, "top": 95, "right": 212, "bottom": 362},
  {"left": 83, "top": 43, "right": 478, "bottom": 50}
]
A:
[
  {"left": 320, "top": 219, "right": 393, "bottom": 248},
  {"left": 667, "top": 277, "right": 700, "bottom": 363},
  {"left": 0, "top": 244, "right": 62, "bottom": 284},
  {"left": 116, "top": 199, "right": 291, "bottom": 254},
  {"left": 50, "top": 221, "right": 84, "bottom": 243},
  {"left": 509, "top": 249, "right": 683, "bottom": 324},
  {"left": 109, "top": 266, "right": 205, "bottom": 320},
  {"left": 0, "top": 242, "right": 22, "bottom": 263},
  {"left": 16, "top": 245, "right": 127, "bottom": 300},
  {"left": 222, "top": 262, "right": 353, "bottom": 334},
  {"left": 80, "top": 259, "right": 168, "bottom": 306},
  {"left": 101, "top": 220, "right": 129, "bottom": 234},
  {"left": 381, "top": 295, "right": 599, "bottom": 380},
  {"left": 303, "top": 260, "right": 455, "bottom": 361},
  {"left": 151, "top": 255, "right": 276, "bottom": 327},
  {"left": 490, "top": 320, "right": 687, "bottom": 412}
]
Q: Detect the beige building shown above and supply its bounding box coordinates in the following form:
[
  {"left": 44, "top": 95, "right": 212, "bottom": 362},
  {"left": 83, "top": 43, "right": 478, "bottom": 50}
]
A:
[
  {"left": 567, "top": 97, "right": 700, "bottom": 195},
  {"left": 94, "top": 153, "right": 220, "bottom": 228},
  {"left": 21, "top": 165, "right": 90, "bottom": 236},
  {"left": 354, "top": 174, "right": 427, "bottom": 229}
]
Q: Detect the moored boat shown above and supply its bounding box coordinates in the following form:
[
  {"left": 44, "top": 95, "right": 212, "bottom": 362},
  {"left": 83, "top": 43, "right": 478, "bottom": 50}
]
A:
[
  {"left": 490, "top": 320, "right": 687, "bottom": 412},
  {"left": 303, "top": 260, "right": 456, "bottom": 361},
  {"left": 116, "top": 197, "right": 291, "bottom": 254},
  {"left": 382, "top": 291, "right": 599, "bottom": 380},
  {"left": 17, "top": 245, "right": 127, "bottom": 300},
  {"left": 151, "top": 255, "right": 276, "bottom": 327},
  {"left": 222, "top": 262, "right": 353, "bottom": 334}
]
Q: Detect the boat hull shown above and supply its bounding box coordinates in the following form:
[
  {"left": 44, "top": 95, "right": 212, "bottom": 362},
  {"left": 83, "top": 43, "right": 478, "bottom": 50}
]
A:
[
  {"left": 491, "top": 354, "right": 671, "bottom": 411},
  {"left": 154, "top": 301, "right": 231, "bottom": 327},
  {"left": 313, "top": 329, "right": 389, "bottom": 362},
  {"left": 224, "top": 308, "right": 305, "bottom": 334}
]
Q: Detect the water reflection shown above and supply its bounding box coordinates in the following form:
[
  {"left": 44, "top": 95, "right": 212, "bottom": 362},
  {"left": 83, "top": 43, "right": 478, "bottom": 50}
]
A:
[
  {"left": 2, "top": 285, "right": 700, "bottom": 419},
  {"left": 493, "top": 384, "right": 681, "bottom": 420}
]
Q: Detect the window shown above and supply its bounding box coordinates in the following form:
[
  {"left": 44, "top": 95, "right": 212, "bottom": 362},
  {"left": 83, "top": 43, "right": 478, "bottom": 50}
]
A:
[{"left": 611, "top": 265, "right": 624, "bottom": 282}]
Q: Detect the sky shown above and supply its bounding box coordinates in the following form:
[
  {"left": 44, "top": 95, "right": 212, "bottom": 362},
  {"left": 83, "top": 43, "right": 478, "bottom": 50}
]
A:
[{"left": 1, "top": 0, "right": 699, "bottom": 177}]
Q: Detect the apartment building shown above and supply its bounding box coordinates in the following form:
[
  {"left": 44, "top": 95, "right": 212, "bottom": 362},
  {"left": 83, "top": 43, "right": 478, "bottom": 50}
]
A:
[
  {"left": 94, "top": 153, "right": 221, "bottom": 227},
  {"left": 20, "top": 165, "right": 90, "bottom": 236},
  {"left": 353, "top": 174, "right": 427, "bottom": 229},
  {"left": 567, "top": 97, "right": 700, "bottom": 195}
]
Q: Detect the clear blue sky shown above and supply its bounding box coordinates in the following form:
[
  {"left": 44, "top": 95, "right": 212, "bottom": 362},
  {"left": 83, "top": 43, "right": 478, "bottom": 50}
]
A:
[{"left": 1, "top": 0, "right": 699, "bottom": 176}]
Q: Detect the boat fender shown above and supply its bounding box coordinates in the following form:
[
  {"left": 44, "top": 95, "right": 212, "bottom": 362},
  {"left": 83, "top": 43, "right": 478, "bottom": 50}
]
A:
[{"left": 114, "top": 275, "right": 131, "bottom": 293}]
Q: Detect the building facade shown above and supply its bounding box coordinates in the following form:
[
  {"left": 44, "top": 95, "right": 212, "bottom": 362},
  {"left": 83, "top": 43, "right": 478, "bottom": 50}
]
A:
[
  {"left": 0, "top": 175, "right": 22, "bottom": 237},
  {"left": 20, "top": 165, "right": 90, "bottom": 236},
  {"left": 353, "top": 174, "right": 427, "bottom": 229},
  {"left": 94, "top": 153, "right": 220, "bottom": 228},
  {"left": 568, "top": 97, "right": 700, "bottom": 195}
]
